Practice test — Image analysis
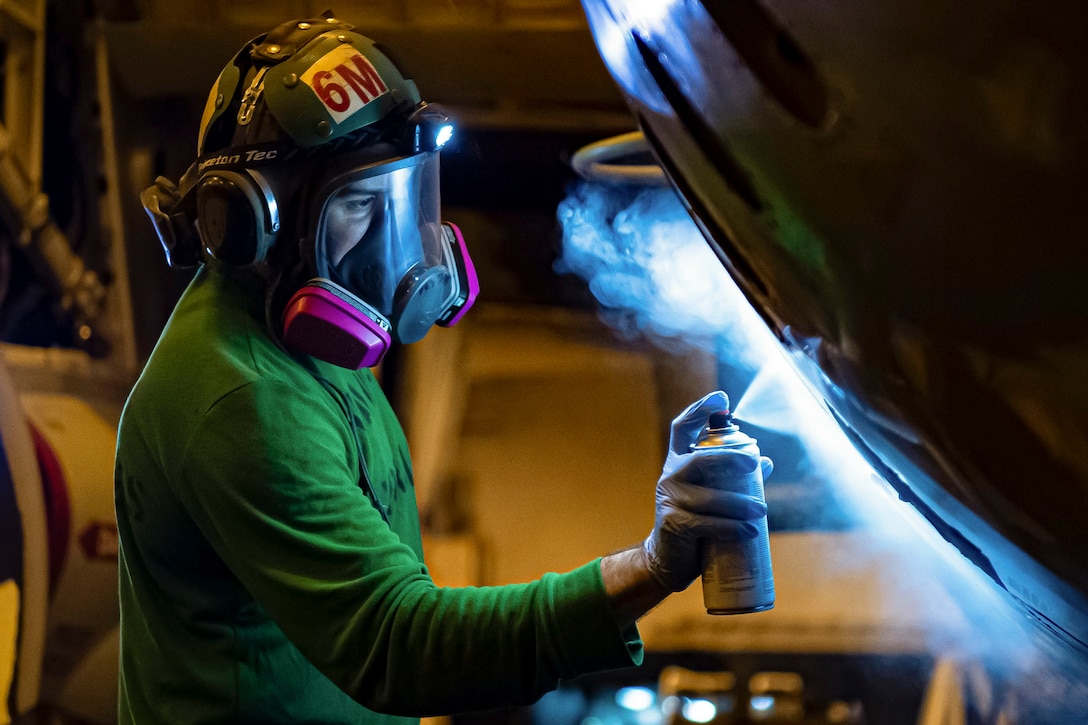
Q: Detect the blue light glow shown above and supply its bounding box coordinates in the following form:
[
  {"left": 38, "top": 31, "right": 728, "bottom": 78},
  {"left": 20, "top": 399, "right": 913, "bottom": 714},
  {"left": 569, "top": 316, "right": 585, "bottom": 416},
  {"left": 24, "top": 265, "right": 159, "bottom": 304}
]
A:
[
  {"left": 555, "top": 177, "right": 1088, "bottom": 721},
  {"left": 615, "top": 0, "right": 679, "bottom": 28},
  {"left": 616, "top": 685, "right": 655, "bottom": 711},
  {"left": 434, "top": 124, "right": 454, "bottom": 149},
  {"left": 556, "top": 184, "right": 768, "bottom": 366},
  {"left": 750, "top": 695, "right": 775, "bottom": 712},
  {"left": 681, "top": 698, "right": 717, "bottom": 723},
  {"left": 660, "top": 695, "right": 680, "bottom": 715}
]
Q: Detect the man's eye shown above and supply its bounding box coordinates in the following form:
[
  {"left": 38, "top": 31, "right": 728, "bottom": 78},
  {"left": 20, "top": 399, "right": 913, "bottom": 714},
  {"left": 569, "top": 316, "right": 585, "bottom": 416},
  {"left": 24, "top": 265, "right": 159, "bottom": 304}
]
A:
[{"left": 345, "top": 196, "right": 375, "bottom": 211}]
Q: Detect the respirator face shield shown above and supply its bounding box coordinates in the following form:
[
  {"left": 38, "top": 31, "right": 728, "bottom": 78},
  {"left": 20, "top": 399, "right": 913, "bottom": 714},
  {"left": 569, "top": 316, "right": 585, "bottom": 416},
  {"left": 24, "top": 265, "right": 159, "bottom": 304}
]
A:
[{"left": 311, "top": 150, "right": 455, "bottom": 344}]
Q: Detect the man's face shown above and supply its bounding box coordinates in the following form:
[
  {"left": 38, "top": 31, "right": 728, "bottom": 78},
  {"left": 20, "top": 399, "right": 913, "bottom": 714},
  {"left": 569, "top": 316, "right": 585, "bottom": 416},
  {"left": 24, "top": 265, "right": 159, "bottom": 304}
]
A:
[
  {"left": 315, "top": 155, "right": 441, "bottom": 319},
  {"left": 323, "top": 181, "right": 379, "bottom": 266}
]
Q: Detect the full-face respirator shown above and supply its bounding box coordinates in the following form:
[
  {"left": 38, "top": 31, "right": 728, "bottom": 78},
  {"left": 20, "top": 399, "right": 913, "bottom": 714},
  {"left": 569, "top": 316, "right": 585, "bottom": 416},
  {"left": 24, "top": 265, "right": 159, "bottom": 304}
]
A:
[{"left": 140, "top": 15, "right": 478, "bottom": 369}]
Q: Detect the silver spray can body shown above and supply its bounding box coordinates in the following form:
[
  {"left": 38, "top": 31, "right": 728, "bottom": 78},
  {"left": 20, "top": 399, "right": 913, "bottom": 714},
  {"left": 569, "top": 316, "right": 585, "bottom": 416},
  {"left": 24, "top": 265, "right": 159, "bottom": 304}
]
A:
[{"left": 692, "top": 410, "right": 775, "bottom": 614}]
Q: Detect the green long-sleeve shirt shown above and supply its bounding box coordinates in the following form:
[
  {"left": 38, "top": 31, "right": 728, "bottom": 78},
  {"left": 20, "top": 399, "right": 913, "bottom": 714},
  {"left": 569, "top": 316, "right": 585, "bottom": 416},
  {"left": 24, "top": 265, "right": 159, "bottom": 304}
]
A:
[{"left": 115, "top": 262, "right": 642, "bottom": 724}]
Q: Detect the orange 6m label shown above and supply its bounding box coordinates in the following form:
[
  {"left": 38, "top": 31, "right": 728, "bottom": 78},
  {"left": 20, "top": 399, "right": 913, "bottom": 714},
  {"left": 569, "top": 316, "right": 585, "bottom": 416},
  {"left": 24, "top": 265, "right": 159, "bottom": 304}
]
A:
[{"left": 302, "top": 44, "right": 389, "bottom": 124}]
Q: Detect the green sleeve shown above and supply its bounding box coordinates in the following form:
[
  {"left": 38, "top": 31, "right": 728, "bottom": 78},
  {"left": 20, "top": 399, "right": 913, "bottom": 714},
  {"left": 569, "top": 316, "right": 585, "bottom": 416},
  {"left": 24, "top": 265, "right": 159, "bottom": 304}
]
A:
[{"left": 174, "top": 379, "right": 642, "bottom": 716}]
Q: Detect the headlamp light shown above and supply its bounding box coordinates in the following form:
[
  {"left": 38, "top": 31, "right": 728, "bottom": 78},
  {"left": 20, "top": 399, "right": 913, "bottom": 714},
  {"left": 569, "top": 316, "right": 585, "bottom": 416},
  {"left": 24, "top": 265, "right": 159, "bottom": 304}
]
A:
[
  {"left": 408, "top": 102, "right": 455, "bottom": 152},
  {"left": 434, "top": 123, "right": 454, "bottom": 149}
]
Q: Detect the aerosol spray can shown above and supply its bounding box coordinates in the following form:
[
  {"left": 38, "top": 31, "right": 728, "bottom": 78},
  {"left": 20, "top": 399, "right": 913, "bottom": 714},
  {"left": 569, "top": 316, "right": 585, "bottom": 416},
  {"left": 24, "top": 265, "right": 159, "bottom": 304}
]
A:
[{"left": 692, "top": 408, "right": 775, "bottom": 614}]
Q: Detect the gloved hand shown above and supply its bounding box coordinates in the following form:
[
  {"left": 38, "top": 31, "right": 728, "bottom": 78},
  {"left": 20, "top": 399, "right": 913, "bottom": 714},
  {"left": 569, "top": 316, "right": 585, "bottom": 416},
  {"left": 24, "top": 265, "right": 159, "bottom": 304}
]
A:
[{"left": 643, "top": 390, "right": 773, "bottom": 592}]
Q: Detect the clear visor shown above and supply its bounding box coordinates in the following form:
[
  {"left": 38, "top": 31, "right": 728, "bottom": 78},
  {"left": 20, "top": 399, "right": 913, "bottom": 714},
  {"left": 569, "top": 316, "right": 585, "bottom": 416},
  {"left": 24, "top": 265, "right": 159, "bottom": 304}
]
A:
[{"left": 313, "top": 151, "right": 454, "bottom": 324}]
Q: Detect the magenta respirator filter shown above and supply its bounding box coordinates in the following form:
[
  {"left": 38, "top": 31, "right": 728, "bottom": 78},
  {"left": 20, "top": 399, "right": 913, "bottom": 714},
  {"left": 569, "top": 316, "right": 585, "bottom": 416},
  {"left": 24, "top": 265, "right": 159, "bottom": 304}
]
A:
[
  {"left": 435, "top": 222, "right": 479, "bottom": 328},
  {"left": 282, "top": 280, "right": 392, "bottom": 369}
]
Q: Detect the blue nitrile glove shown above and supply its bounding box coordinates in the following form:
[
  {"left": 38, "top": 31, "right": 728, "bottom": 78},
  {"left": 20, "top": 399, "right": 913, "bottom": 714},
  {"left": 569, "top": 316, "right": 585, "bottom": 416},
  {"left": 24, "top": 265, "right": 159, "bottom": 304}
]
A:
[{"left": 643, "top": 390, "right": 773, "bottom": 592}]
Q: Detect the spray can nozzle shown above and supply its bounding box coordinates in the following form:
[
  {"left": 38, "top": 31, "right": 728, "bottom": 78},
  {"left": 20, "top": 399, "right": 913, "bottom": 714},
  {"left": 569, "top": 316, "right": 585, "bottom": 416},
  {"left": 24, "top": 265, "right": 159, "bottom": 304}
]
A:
[{"left": 707, "top": 410, "right": 739, "bottom": 433}]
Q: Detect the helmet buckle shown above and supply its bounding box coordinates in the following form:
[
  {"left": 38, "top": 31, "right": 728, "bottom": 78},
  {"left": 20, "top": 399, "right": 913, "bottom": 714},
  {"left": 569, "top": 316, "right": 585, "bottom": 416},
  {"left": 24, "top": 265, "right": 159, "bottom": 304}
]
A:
[{"left": 237, "top": 67, "right": 270, "bottom": 126}]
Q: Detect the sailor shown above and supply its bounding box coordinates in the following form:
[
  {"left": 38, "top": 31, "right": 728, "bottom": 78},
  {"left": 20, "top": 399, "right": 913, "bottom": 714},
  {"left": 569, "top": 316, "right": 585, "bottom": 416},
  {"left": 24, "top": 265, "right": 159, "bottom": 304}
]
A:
[{"left": 121, "top": 13, "right": 770, "bottom": 723}]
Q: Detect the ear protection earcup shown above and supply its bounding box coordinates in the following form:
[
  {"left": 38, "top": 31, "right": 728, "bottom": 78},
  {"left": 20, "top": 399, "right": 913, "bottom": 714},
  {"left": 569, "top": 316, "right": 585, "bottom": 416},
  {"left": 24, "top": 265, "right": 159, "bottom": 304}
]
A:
[
  {"left": 282, "top": 280, "right": 392, "bottom": 369},
  {"left": 196, "top": 169, "right": 280, "bottom": 265}
]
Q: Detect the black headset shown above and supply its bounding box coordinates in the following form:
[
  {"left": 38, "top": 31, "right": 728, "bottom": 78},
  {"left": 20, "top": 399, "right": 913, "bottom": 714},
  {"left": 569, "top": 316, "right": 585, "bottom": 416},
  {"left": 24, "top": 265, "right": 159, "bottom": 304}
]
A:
[
  {"left": 141, "top": 152, "right": 287, "bottom": 270},
  {"left": 195, "top": 166, "right": 282, "bottom": 266}
]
